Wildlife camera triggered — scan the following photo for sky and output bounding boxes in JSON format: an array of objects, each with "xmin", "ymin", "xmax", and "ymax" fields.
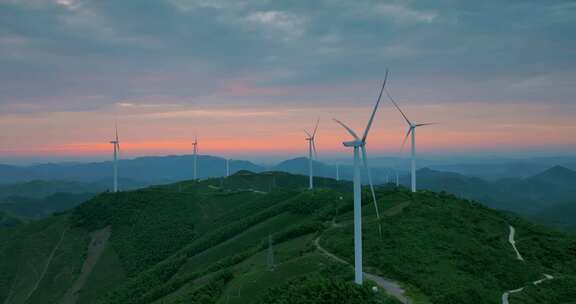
[{"xmin": 0, "ymin": 0, "xmax": 575, "ymax": 164}]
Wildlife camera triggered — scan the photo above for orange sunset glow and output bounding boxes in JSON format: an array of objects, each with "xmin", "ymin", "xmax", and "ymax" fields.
[{"xmin": 1, "ymin": 102, "xmax": 575, "ymax": 161}]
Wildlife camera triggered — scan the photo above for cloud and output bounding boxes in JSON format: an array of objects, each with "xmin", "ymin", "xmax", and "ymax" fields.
[
  {"xmin": 55, "ymin": 0, "xmax": 79, "ymax": 10},
  {"xmin": 507, "ymin": 72, "xmax": 576, "ymax": 97},
  {"xmin": 244, "ymin": 10, "xmax": 307, "ymax": 39},
  {"xmin": 115, "ymin": 101, "xmax": 183, "ymax": 109},
  {"xmin": 373, "ymin": 3, "xmax": 437, "ymax": 24},
  {"xmin": 167, "ymin": 0, "xmax": 249, "ymax": 11},
  {"xmin": 147, "ymin": 108, "xmax": 283, "ymax": 119},
  {"xmin": 55, "ymin": 3, "xmax": 163, "ymax": 47}
]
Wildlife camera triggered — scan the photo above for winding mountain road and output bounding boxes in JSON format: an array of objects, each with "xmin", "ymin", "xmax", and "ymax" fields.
[
  {"xmin": 502, "ymin": 225, "xmax": 554, "ymax": 304},
  {"xmin": 314, "ymin": 237, "xmax": 412, "ymax": 304},
  {"xmin": 508, "ymin": 226, "xmax": 524, "ymax": 261}
]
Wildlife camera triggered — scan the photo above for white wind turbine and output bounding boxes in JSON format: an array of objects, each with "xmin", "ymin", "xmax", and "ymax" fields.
[
  {"xmin": 386, "ymin": 90, "xmax": 434, "ymax": 193},
  {"xmin": 110, "ymin": 124, "xmax": 120, "ymax": 192},
  {"xmin": 334, "ymin": 70, "xmax": 388, "ymax": 285},
  {"xmin": 305, "ymin": 119, "xmax": 319, "ymax": 189},
  {"xmin": 226, "ymin": 158, "xmax": 230, "ymax": 177},
  {"xmin": 192, "ymin": 136, "xmax": 198, "ymax": 180}
]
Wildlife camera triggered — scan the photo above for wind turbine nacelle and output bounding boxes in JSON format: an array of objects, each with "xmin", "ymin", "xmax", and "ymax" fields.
[{"xmin": 343, "ymin": 140, "xmax": 362, "ymax": 147}]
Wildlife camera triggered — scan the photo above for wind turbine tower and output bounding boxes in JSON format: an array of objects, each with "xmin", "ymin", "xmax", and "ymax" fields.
[
  {"xmin": 305, "ymin": 119, "xmax": 319, "ymax": 189},
  {"xmin": 386, "ymin": 91, "xmax": 434, "ymax": 193},
  {"xmin": 226, "ymin": 158, "xmax": 230, "ymax": 177},
  {"xmin": 192, "ymin": 136, "xmax": 198, "ymax": 180},
  {"xmin": 110, "ymin": 124, "xmax": 120, "ymax": 192},
  {"xmin": 334, "ymin": 70, "xmax": 388, "ymax": 284},
  {"xmin": 336, "ymin": 164, "xmax": 340, "ymax": 181}
]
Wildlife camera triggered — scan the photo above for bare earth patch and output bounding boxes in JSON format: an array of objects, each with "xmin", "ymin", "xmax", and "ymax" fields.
[{"xmin": 60, "ymin": 226, "xmax": 111, "ymax": 304}]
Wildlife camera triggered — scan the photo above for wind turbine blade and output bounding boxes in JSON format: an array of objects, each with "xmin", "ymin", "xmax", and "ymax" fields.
[
  {"xmin": 385, "ymin": 89, "xmax": 412, "ymax": 126},
  {"xmin": 304, "ymin": 129, "xmax": 311, "ymax": 137},
  {"xmin": 312, "ymin": 140, "xmax": 318, "ymax": 160},
  {"xmin": 362, "ymin": 69, "xmax": 389, "ymax": 141},
  {"xmin": 361, "ymin": 145, "xmax": 383, "ymax": 238},
  {"xmin": 115, "ymin": 122, "xmax": 119, "ymax": 143},
  {"xmin": 361, "ymin": 145, "xmax": 380, "ymax": 220},
  {"xmin": 415, "ymin": 122, "xmax": 437, "ymax": 127},
  {"xmin": 333, "ymin": 119, "xmax": 359, "ymax": 140},
  {"xmin": 312, "ymin": 118, "xmax": 319, "ymax": 137},
  {"xmin": 399, "ymin": 127, "xmax": 413, "ymax": 153}
]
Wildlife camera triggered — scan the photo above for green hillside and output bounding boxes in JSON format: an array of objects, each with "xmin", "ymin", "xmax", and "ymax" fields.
[
  {"xmin": 0, "ymin": 180, "xmax": 104, "ymax": 200},
  {"xmin": 0, "ymin": 192, "xmax": 96, "ymax": 220},
  {"xmin": 414, "ymin": 166, "xmax": 576, "ymax": 230},
  {"xmin": 0, "ymin": 211, "xmax": 22, "ymax": 228},
  {"xmin": 533, "ymin": 202, "xmax": 576, "ymax": 231},
  {"xmin": 0, "ymin": 171, "xmax": 574, "ymax": 304}
]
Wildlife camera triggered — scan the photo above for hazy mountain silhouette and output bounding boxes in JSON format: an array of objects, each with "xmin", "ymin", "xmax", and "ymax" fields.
[
  {"xmin": 2, "ymin": 156, "xmax": 576, "ymax": 230},
  {"xmin": 412, "ymin": 166, "xmax": 576, "ymax": 230},
  {"xmin": 0, "ymin": 155, "xmax": 265, "ymax": 185}
]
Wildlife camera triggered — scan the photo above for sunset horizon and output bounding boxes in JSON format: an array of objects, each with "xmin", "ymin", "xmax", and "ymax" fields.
[{"xmin": 1, "ymin": 0, "xmax": 574, "ymax": 165}]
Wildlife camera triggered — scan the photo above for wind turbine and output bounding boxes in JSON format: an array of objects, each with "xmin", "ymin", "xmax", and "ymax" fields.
[
  {"xmin": 192, "ymin": 136, "xmax": 198, "ymax": 180},
  {"xmin": 334, "ymin": 70, "xmax": 388, "ymax": 285},
  {"xmin": 336, "ymin": 163, "xmax": 340, "ymax": 181},
  {"xmin": 305, "ymin": 119, "xmax": 319, "ymax": 189},
  {"xmin": 386, "ymin": 90, "xmax": 434, "ymax": 193},
  {"xmin": 110, "ymin": 124, "xmax": 120, "ymax": 192},
  {"xmin": 226, "ymin": 158, "xmax": 230, "ymax": 177}
]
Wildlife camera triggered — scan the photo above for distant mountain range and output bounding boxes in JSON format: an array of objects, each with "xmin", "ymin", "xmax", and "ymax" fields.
[
  {"xmin": 3, "ymin": 154, "xmax": 576, "ymax": 185},
  {"xmin": 411, "ymin": 166, "xmax": 576, "ymax": 231},
  {"xmin": 0, "ymin": 155, "xmax": 391, "ymax": 187},
  {"xmin": 0, "ymin": 155, "xmax": 263, "ymax": 185},
  {"xmin": 1, "ymin": 155, "xmax": 575, "ymax": 230},
  {"xmin": 362, "ymin": 155, "xmax": 576, "ymax": 180}
]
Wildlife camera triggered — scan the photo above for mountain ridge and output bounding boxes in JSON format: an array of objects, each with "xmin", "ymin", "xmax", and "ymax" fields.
[{"xmin": 0, "ymin": 171, "xmax": 574, "ymax": 304}]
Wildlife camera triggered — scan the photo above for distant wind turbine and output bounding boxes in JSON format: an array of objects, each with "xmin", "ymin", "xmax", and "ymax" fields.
[
  {"xmin": 386, "ymin": 90, "xmax": 434, "ymax": 193},
  {"xmin": 334, "ymin": 70, "xmax": 388, "ymax": 285},
  {"xmin": 192, "ymin": 136, "xmax": 198, "ymax": 180},
  {"xmin": 336, "ymin": 163, "xmax": 340, "ymax": 181},
  {"xmin": 110, "ymin": 124, "xmax": 120, "ymax": 192},
  {"xmin": 305, "ymin": 119, "xmax": 319, "ymax": 189},
  {"xmin": 226, "ymin": 158, "xmax": 230, "ymax": 177}
]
